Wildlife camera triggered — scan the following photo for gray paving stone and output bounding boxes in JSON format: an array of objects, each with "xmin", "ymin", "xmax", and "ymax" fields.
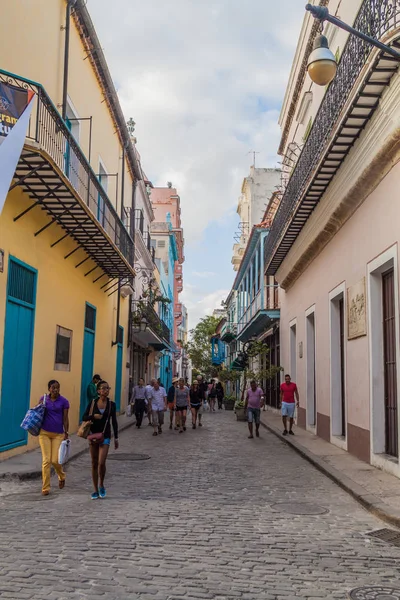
[{"xmin": 1, "ymin": 411, "xmax": 400, "ymax": 599}]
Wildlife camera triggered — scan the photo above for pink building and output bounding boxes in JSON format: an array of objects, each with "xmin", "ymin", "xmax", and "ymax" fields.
[
  {"xmin": 151, "ymin": 187, "xmax": 185, "ymax": 375},
  {"xmin": 267, "ymin": 0, "xmax": 400, "ymax": 478}
]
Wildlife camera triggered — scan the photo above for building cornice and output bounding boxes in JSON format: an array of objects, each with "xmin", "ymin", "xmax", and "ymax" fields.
[
  {"xmin": 278, "ymin": 0, "xmax": 329, "ymax": 156},
  {"xmin": 73, "ymin": 0, "xmax": 142, "ymax": 181}
]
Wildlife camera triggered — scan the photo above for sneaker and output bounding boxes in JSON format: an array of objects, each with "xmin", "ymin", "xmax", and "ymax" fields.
[
  {"xmin": 91, "ymin": 492, "xmax": 99, "ymax": 500},
  {"xmin": 158, "ymin": 427, "xmax": 162, "ymax": 434},
  {"xmin": 283, "ymin": 430, "xmax": 288, "ymax": 436},
  {"xmin": 99, "ymin": 487, "xmax": 106, "ymax": 498},
  {"xmin": 289, "ymin": 430, "xmax": 294, "ymax": 435},
  {"xmin": 169, "ymin": 424, "xmax": 173, "ymax": 430}
]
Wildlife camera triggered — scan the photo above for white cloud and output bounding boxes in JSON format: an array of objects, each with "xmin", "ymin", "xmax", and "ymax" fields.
[
  {"xmin": 87, "ymin": 0, "xmax": 305, "ymax": 243},
  {"xmin": 180, "ymin": 286, "xmax": 229, "ymax": 331}
]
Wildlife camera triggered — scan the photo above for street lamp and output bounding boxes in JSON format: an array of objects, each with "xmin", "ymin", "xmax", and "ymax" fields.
[
  {"xmin": 305, "ymin": 3, "xmax": 400, "ymax": 86},
  {"xmin": 307, "ymin": 34, "xmax": 337, "ymax": 86},
  {"xmin": 139, "ymin": 317, "xmax": 148, "ymax": 332}
]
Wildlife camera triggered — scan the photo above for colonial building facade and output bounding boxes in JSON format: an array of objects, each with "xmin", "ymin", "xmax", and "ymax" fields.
[{"xmin": 269, "ymin": 0, "xmax": 400, "ymax": 476}]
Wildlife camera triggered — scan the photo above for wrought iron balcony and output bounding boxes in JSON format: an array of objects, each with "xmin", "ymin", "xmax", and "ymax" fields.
[
  {"xmin": 237, "ymin": 284, "xmax": 279, "ymax": 342},
  {"xmin": 220, "ymin": 322, "xmax": 237, "ymax": 343},
  {"xmin": 264, "ymin": 0, "xmax": 400, "ymax": 275},
  {"xmin": 2, "ymin": 69, "xmax": 134, "ymax": 278},
  {"xmin": 142, "ymin": 302, "xmax": 171, "ymax": 343}
]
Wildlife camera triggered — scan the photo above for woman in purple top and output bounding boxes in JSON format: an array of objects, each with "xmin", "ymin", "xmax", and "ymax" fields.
[{"xmin": 38, "ymin": 380, "xmax": 69, "ymax": 496}]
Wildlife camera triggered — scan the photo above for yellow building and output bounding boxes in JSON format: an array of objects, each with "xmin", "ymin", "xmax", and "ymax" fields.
[{"xmin": 0, "ymin": 0, "xmax": 141, "ymax": 459}]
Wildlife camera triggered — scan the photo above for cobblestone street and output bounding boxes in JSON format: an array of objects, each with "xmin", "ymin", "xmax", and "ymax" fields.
[{"xmin": 1, "ymin": 411, "xmax": 400, "ymax": 600}]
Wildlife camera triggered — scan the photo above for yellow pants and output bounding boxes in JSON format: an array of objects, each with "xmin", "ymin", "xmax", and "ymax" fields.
[{"xmin": 38, "ymin": 430, "xmax": 65, "ymax": 493}]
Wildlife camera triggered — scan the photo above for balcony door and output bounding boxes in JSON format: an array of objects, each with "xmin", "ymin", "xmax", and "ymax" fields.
[
  {"xmin": 64, "ymin": 101, "xmax": 80, "ymax": 191},
  {"xmin": 97, "ymin": 160, "xmax": 108, "ymax": 227}
]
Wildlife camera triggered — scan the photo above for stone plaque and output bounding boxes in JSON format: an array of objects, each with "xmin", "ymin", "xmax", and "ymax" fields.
[{"xmin": 347, "ymin": 278, "xmax": 366, "ymax": 340}]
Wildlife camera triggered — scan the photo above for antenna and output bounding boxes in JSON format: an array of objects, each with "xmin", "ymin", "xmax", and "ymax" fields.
[{"xmin": 247, "ymin": 150, "xmax": 260, "ymax": 167}]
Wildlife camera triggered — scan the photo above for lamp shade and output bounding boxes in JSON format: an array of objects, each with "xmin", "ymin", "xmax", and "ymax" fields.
[{"xmin": 307, "ymin": 35, "xmax": 337, "ymax": 86}]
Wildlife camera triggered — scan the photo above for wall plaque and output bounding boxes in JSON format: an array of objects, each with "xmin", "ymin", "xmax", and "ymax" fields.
[{"xmin": 347, "ymin": 278, "xmax": 367, "ymax": 340}]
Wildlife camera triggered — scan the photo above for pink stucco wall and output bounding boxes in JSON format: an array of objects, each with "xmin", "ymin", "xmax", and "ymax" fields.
[{"xmin": 279, "ymin": 161, "xmax": 400, "ymax": 432}]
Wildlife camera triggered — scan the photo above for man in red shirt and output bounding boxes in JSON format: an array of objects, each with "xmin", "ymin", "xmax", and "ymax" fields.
[{"xmin": 279, "ymin": 374, "xmax": 299, "ymax": 436}]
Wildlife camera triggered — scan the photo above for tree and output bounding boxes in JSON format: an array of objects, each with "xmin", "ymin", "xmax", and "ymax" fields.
[
  {"xmin": 219, "ymin": 340, "xmax": 282, "ymax": 401},
  {"xmin": 186, "ymin": 315, "xmax": 221, "ymax": 379}
]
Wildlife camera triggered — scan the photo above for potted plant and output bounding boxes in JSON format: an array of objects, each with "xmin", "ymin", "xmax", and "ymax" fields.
[
  {"xmin": 223, "ymin": 395, "xmax": 236, "ymax": 411},
  {"xmin": 234, "ymin": 398, "xmax": 247, "ymax": 421}
]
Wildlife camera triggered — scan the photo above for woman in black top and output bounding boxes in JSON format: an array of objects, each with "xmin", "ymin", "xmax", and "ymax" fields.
[
  {"xmin": 190, "ymin": 381, "xmax": 203, "ymax": 429},
  {"xmin": 82, "ymin": 380, "xmax": 119, "ymax": 500},
  {"xmin": 216, "ymin": 382, "xmax": 224, "ymax": 410}
]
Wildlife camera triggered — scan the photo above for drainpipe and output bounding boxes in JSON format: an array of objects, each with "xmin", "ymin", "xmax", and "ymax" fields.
[
  {"xmin": 121, "ymin": 144, "xmax": 126, "ymax": 221},
  {"xmin": 112, "ymin": 281, "xmax": 121, "ymax": 347},
  {"xmin": 62, "ymin": 0, "xmax": 76, "ymax": 121}
]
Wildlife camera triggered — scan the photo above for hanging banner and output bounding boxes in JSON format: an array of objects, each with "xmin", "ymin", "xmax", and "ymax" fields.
[
  {"xmin": 0, "ymin": 82, "xmax": 34, "ymax": 141},
  {"xmin": 0, "ymin": 82, "xmax": 35, "ymax": 215}
]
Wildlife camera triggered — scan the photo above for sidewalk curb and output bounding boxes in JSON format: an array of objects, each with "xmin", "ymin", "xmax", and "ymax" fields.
[
  {"xmin": 0, "ymin": 416, "xmax": 136, "ymax": 482},
  {"xmin": 260, "ymin": 417, "xmax": 400, "ymax": 529}
]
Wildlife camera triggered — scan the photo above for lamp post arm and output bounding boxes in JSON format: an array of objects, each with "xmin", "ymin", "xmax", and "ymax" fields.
[{"xmin": 305, "ymin": 3, "xmax": 400, "ymax": 60}]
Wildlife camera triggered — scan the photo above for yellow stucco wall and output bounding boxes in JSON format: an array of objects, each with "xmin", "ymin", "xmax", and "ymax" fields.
[
  {"xmin": 0, "ymin": 0, "xmax": 134, "ymax": 212},
  {"xmin": 0, "ymin": 1, "xmax": 137, "ymax": 460},
  {"xmin": 0, "ymin": 187, "xmax": 130, "ymax": 461}
]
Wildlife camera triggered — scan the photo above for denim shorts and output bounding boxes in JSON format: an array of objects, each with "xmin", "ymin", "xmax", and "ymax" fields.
[
  {"xmin": 281, "ymin": 402, "xmax": 295, "ymax": 418},
  {"xmin": 102, "ymin": 438, "xmax": 111, "ymax": 446},
  {"xmin": 247, "ymin": 408, "xmax": 260, "ymax": 424}
]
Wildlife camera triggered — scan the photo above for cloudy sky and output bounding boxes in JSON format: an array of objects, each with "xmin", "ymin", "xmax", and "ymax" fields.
[{"xmin": 88, "ymin": 0, "xmax": 305, "ymax": 329}]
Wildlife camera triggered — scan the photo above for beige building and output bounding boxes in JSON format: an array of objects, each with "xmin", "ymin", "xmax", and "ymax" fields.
[
  {"xmin": 232, "ymin": 167, "xmax": 281, "ymax": 270},
  {"xmin": 268, "ymin": 0, "xmax": 400, "ymax": 476}
]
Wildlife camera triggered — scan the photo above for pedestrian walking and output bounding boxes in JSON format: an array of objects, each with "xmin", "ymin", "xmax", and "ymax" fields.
[
  {"xmin": 145, "ymin": 378, "xmax": 156, "ymax": 426},
  {"xmin": 175, "ymin": 377, "xmax": 190, "ymax": 433},
  {"xmin": 148, "ymin": 381, "xmax": 167, "ymax": 436},
  {"xmin": 38, "ymin": 380, "xmax": 69, "ymax": 496},
  {"xmin": 131, "ymin": 377, "xmax": 147, "ymax": 428},
  {"xmin": 87, "ymin": 374, "xmax": 101, "ymax": 403},
  {"xmin": 208, "ymin": 380, "xmax": 217, "ymax": 412},
  {"xmin": 190, "ymin": 380, "xmax": 203, "ymax": 428},
  {"xmin": 216, "ymin": 381, "xmax": 224, "ymax": 410},
  {"xmin": 244, "ymin": 380, "xmax": 264, "ymax": 439},
  {"xmin": 82, "ymin": 380, "xmax": 119, "ymax": 500},
  {"xmin": 280, "ymin": 374, "xmax": 299, "ymax": 436},
  {"xmin": 167, "ymin": 377, "xmax": 179, "ymax": 430}
]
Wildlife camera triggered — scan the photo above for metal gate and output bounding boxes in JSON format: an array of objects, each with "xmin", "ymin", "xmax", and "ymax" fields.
[{"xmin": 382, "ymin": 268, "xmax": 398, "ymax": 457}]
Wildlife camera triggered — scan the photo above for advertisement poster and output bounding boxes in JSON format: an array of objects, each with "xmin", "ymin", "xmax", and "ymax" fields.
[{"xmin": 0, "ymin": 81, "xmax": 35, "ymax": 214}]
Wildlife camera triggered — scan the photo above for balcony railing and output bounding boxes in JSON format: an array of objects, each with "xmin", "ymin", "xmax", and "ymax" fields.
[
  {"xmin": 264, "ymin": 0, "xmax": 400, "ymax": 274},
  {"xmin": 142, "ymin": 303, "xmax": 170, "ymax": 343},
  {"xmin": 1, "ymin": 69, "xmax": 134, "ymax": 275},
  {"xmin": 238, "ymin": 285, "xmax": 279, "ymax": 335}
]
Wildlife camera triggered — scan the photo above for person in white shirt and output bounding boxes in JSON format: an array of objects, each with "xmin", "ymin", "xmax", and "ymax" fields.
[
  {"xmin": 148, "ymin": 381, "xmax": 167, "ymax": 436},
  {"xmin": 145, "ymin": 379, "xmax": 156, "ymax": 426}
]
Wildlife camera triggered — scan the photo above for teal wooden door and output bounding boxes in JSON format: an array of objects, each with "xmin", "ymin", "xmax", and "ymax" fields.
[
  {"xmin": 80, "ymin": 303, "xmax": 96, "ymax": 419},
  {"xmin": 0, "ymin": 257, "xmax": 37, "ymax": 452},
  {"xmin": 114, "ymin": 326, "xmax": 123, "ymax": 412}
]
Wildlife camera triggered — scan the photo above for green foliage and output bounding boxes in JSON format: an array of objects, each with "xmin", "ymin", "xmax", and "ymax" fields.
[
  {"xmin": 219, "ymin": 340, "xmax": 282, "ymax": 401},
  {"xmin": 186, "ymin": 315, "xmax": 221, "ymax": 378}
]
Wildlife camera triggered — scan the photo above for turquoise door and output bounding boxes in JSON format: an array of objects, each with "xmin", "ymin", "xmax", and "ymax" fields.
[
  {"xmin": 80, "ymin": 303, "xmax": 96, "ymax": 419},
  {"xmin": 0, "ymin": 257, "xmax": 37, "ymax": 452},
  {"xmin": 114, "ymin": 326, "xmax": 123, "ymax": 412}
]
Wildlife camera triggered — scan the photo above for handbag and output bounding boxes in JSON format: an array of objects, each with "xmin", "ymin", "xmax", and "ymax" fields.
[
  {"xmin": 77, "ymin": 400, "xmax": 94, "ymax": 439},
  {"xmin": 58, "ymin": 439, "xmax": 71, "ymax": 465},
  {"xmin": 20, "ymin": 395, "xmax": 47, "ymax": 437},
  {"xmin": 87, "ymin": 401, "xmax": 111, "ymax": 444}
]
